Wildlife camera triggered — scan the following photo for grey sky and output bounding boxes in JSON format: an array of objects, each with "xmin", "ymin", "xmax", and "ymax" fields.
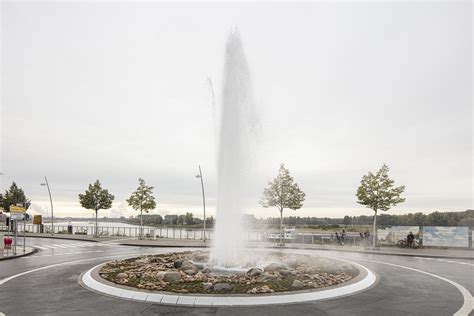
[{"xmin": 1, "ymin": 1, "xmax": 472, "ymax": 219}]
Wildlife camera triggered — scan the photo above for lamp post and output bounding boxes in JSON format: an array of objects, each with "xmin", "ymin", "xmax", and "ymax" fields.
[
  {"xmin": 195, "ymin": 165, "xmax": 206, "ymax": 242},
  {"xmin": 40, "ymin": 177, "xmax": 54, "ymax": 235}
]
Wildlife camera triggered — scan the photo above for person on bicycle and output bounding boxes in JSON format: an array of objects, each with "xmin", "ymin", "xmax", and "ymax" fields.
[
  {"xmin": 407, "ymin": 231, "xmax": 415, "ymax": 248},
  {"xmin": 335, "ymin": 232, "xmax": 342, "ymax": 245}
]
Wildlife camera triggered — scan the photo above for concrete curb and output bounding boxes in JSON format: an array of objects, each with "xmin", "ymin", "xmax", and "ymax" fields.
[
  {"xmin": 118, "ymin": 243, "xmax": 210, "ymax": 248},
  {"xmin": 0, "ymin": 247, "xmax": 38, "ymax": 261},
  {"xmin": 80, "ymin": 258, "xmax": 376, "ymax": 306},
  {"xmin": 265, "ymin": 246, "xmax": 474, "ymax": 260},
  {"xmin": 22, "ymin": 234, "xmax": 99, "ymax": 243}
]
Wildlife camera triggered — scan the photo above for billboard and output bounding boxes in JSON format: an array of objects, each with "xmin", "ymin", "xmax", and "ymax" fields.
[
  {"xmin": 377, "ymin": 226, "xmax": 420, "ymax": 243},
  {"xmin": 422, "ymin": 226, "xmax": 469, "ymax": 247}
]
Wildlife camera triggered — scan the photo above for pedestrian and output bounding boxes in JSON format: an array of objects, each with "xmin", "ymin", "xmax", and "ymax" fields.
[
  {"xmin": 407, "ymin": 231, "xmax": 415, "ymax": 248},
  {"xmin": 364, "ymin": 230, "xmax": 370, "ymax": 248}
]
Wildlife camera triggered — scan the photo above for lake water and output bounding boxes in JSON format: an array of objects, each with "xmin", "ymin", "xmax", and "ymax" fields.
[{"xmin": 19, "ymin": 220, "xmax": 215, "ymax": 240}]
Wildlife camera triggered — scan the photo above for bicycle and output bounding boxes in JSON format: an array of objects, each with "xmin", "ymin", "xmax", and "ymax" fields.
[{"xmin": 397, "ymin": 238, "xmax": 420, "ymax": 249}]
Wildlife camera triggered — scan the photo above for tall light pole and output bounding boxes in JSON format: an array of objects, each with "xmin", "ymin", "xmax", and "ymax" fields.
[
  {"xmin": 195, "ymin": 165, "xmax": 206, "ymax": 242},
  {"xmin": 40, "ymin": 177, "xmax": 54, "ymax": 235}
]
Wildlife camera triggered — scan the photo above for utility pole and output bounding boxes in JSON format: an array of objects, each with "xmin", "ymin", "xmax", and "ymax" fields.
[{"xmin": 41, "ymin": 177, "xmax": 54, "ymax": 235}]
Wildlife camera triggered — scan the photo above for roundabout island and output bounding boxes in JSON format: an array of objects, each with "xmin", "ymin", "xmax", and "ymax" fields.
[{"xmin": 81, "ymin": 250, "xmax": 376, "ymax": 306}]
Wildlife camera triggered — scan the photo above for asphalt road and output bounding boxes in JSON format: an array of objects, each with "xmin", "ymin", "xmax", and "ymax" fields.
[{"xmin": 0, "ymin": 237, "xmax": 472, "ymax": 316}]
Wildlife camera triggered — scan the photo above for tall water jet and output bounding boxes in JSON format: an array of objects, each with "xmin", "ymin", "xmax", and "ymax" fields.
[{"xmin": 211, "ymin": 29, "xmax": 256, "ymax": 267}]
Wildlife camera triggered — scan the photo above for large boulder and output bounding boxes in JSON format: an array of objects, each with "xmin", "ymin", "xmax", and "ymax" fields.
[
  {"xmin": 184, "ymin": 269, "xmax": 197, "ymax": 276},
  {"xmin": 291, "ymin": 280, "xmax": 304, "ymax": 288},
  {"xmin": 179, "ymin": 260, "xmax": 197, "ymax": 271},
  {"xmin": 173, "ymin": 260, "xmax": 184, "ymax": 269},
  {"xmin": 264, "ymin": 263, "xmax": 288, "ymax": 272},
  {"xmin": 156, "ymin": 271, "xmax": 166, "ymax": 280},
  {"xmin": 116, "ymin": 273, "xmax": 128, "ymax": 280},
  {"xmin": 246, "ymin": 268, "xmax": 263, "ymax": 277},
  {"xmin": 213, "ymin": 283, "xmax": 232, "ymax": 292},
  {"xmin": 193, "ymin": 254, "xmax": 208, "ymax": 262},
  {"xmin": 157, "ymin": 271, "xmax": 182, "ymax": 283},
  {"xmin": 194, "ymin": 264, "xmax": 205, "ymax": 270},
  {"xmin": 202, "ymin": 282, "xmax": 213, "ymax": 290},
  {"xmin": 257, "ymin": 273, "xmax": 277, "ymax": 282}
]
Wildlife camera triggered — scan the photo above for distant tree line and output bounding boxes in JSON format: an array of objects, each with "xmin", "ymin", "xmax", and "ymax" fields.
[
  {"xmin": 125, "ymin": 213, "xmax": 214, "ymax": 228},
  {"xmin": 251, "ymin": 210, "xmax": 474, "ymax": 228}
]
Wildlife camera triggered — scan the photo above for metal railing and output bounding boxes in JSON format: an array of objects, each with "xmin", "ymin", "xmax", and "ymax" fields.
[{"xmin": 4, "ymin": 224, "xmax": 472, "ymax": 248}]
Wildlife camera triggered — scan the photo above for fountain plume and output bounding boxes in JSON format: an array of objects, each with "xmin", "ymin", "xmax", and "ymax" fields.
[{"xmin": 211, "ymin": 29, "xmax": 257, "ymax": 266}]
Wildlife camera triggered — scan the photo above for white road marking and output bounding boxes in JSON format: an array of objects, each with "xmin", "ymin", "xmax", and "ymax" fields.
[
  {"xmin": 68, "ymin": 243, "xmax": 89, "ymax": 247},
  {"xmin": 39, "ymin": 245, "xmax": 56, "ymax": 249},
  {"xmin": 32, "ymin": 245, "xmax": 48, "ymax": 250},
  {"xmin": 412, "ymin": 256, "xmax": 474, "ymax": 267},
  {"xmin": 23, "ymin": 250, "xmax": 106, "ymax": 258},
  {"xmin": 353, "ymin": 257, "xmax": 473, "ymax": 316},
  {"xmin": 0, "ymin": 253, "xmax": 140, "ymax": 285},
  {"xmin": 57, "ymin": 244, "xmax": 78, "ymax": 248},
  {"xmin": 50, "ymin": 244, "xmax": 69, "ymax": 249},
  {"xmin": 30, "ymin": 243, "xmax": 105, "ymax": 250}
]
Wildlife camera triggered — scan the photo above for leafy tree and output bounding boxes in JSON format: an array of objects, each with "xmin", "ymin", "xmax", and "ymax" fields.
[
  {"xmin": 260, "ymin": 163, "xmax": 306, "ymax": 244},
  {"xmin": 177, "ymin": 214, "xmax": 185, "ymax": 225},
  {"xmin": 0, "ymin": 182, "xmax": 31, "ymax": 211},
  {"xmin": 356, "ymin": 164, "xmax": 405, "ymax": 247},
  {"xmin": 412, "ymin": 212, "xmax": 425, "ymax": 226},
  {"xmin": 343, "ymin": 216, "xmax": 351, "ymax": 225},
  {"xmin": 458, "ymin": 217, "xmax": 474, "ymax": 228},
  {"xmin": 78, "ymin": 180, "xmax": 114, "ymax": 237},
  {"xmin": 127, "ymin": 178, "xmax": 156, "ymax": 239},
  {"xmin": 164, "ymin": 215, "xmax": 178, "ymax": 225},
  {"xmin": 184, "ymin": 212, "xmax": 194, "ymax": 225}
]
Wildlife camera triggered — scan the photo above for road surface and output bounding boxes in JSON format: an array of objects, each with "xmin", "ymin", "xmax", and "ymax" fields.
[{"xmin": 0, "ymin": 237, "xmax": 472, "ymax": 315}]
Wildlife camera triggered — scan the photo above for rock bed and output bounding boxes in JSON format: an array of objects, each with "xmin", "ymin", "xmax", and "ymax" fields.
[{"xmin": 99, "ymin": 251, "xmax": 358, "ymax": 294}]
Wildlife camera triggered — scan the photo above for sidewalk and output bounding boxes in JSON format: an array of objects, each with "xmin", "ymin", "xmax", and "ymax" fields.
[
  {"xmin": 16, "ymin": 233, "xmax": 474, "ymax": 260},
  {"xmin": 119, "ymin": 239, "xmax": 474, "ymax": 260},
  {"xmin": 0, "ymin": 246, "xmax": 37, "ymax": 261},
  {"xmin": 262, "ymin": 242, "xmax": 474, "ymax": 260}
]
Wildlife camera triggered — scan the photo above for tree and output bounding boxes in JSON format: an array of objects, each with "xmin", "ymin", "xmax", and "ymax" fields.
[
  {"xmin": 177, "ymin": 214, "xmax": 185, "ymax": 225},
  {"xmin": 343, "ymin": 216, "xmax": 351, "ymax": 226},
  {"xmin": 184, "ymin": 212, "xmax": 194, "ymax": 225},
  {"xmin": 260, "ymin": 163, "xmax": 306, "ymax": 245},
  {"xmin": 78, "ymin": 180, "xmax": 114, "ymax": 237},
  {"xmin": 356, "ymin": 164, "xmax": 405, "ymax": 247},
  {"xmin": 127, "ymin": 178, "xmax": 156, "ymax": 239},
  {"xmin": 0, "ymin": 182, "xmax": 31, "ymax": 211}
]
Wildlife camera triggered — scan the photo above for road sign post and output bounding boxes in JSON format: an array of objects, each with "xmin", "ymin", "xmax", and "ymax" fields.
[
  {"xmin": 10, "ymin": 206, "xmax": 26, "ymax": 255},
  {"xmin": 0, "ymin": 233, "xmax": 4, "ymax": 257}
]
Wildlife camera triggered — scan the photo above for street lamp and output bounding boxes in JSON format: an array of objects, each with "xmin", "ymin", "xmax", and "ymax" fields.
[
  {"xmin": 195, "ymin": 165, "xmax": 206, "ymax": 242},
  {"xmin": 40, "ymin": 176, "xmax": 54, "ymax": 235}
]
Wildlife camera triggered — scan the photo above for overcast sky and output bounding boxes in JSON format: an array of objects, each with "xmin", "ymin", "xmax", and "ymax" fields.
[{"xmin": 1, "ymin": 1, "xmax": 472, "ymax": 219}]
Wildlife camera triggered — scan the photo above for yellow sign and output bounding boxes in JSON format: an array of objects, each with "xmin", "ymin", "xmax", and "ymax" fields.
[
  {"xmin": 9, "ymin": 206, "xmax": 26, "ymax": 213},
  {"xmin": 33, "ymin": 215, "xmax": 42, "ymax": 225}
]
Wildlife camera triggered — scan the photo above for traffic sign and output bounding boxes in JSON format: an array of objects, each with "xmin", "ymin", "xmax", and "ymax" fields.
[
  {"xmin": 11, "ymin": 213, "xmax": 23, "ymax": 220},
  {"xmin": 9, "ymin": 206, "xmax": 26, "ymax": 213}
]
